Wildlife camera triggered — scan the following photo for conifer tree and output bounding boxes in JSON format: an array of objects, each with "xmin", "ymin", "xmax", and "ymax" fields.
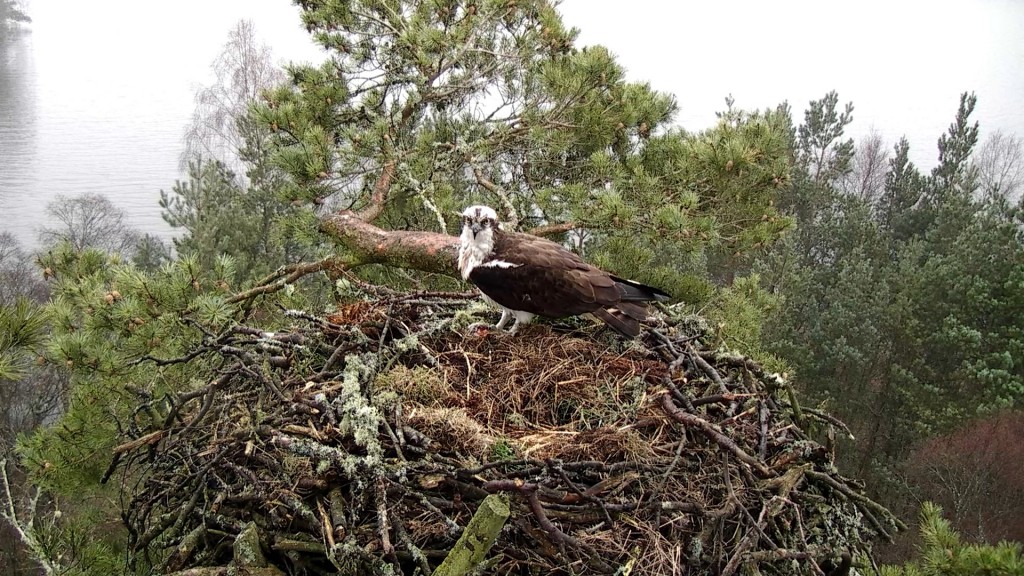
[
  {"xmin": 882, "ymin": 503, "xmax": 1023, "ymax": 576},
  {"xmin": 759, "ymin": 91, "xmax": 1024, "ymax": 514},
  {"xmin": 877, "ymin": 138, "xmax": 926, "ymax": 241},
  {"xmin": 161, "ymin": 159, "xmax": 300, "ymax": 286},
  {"xmin": 12, "ymin": 2, "xmax": 803, "ymax": 571},
  {"xmin": 254, "ymin": 0, "xmax": 793, "ymax": 302}
]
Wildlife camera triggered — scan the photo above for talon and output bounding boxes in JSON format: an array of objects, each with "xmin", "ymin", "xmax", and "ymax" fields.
[{"xmin": 466, "ymin": 322, "xmax": 495, "ymax": 337}]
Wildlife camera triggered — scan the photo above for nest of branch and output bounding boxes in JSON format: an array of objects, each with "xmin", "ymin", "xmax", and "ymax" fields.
[{"xmin": 112, "ymin": 292, "xmax": 902, "ymax": 576}]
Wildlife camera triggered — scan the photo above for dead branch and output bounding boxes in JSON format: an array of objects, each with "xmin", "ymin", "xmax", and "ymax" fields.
[
  {"xmin": 525, "ymin": 221, "xmax": 579, "ymax": 238},
  {"xmin": 660, "ymin": 393, "xmax": 772, "ymax": 477}
]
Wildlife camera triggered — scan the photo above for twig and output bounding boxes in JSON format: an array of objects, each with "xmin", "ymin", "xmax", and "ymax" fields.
[
  {"xmin": 471, "ymin": 164, "xmax": 519, "ymax": 229},
  {"xmin": 375, "ymin": 476, "xmax": 396, "ymax": 563},
  {"xmin": 227, "ymin": 259, "xmax": 339, "ymax": 305},
  {"xmin": 804, "ymin": 470, "xmax": 907, "ymax": 536},
  {"xmin": 660, "ymin": 394, "xmax": 771, "ymax": 477},
  {"xmin": 688, "ymin": 344, "xmax": 730, "ymax": 396}
]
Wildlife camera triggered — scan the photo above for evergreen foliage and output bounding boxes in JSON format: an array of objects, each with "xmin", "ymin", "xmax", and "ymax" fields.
[
  {"xmin": 757, "ymin": 92, "xmax": 1024, "ymax": 507},
  {"xmin": 0, "ymin": 233, "xmax": 56, "ymax": 455},
  {"xmin": 8, "ymin": 1, "xmax": 1021, "ymax": 572},
  {"xmin": 6, "ymin": 4, "xmax": 802, "ymax": 570},
  {"xmin": 255, "ymin": 0, "xmax": 793, "ymax": 302},
  {"xmin": 10, "ymin": 242, "xmax": 312, "ymax": 572},
  {"xmin": 882, "ymin": 503, "xmax": 1023, "ymax": 576},
  {"xmin": 160, "ymin": 159, "xmax": 302, "ymax": 287}
]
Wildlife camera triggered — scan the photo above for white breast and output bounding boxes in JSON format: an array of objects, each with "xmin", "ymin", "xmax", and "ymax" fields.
[{"xmin": 458, "ymin": 227, "xmax": 495, "ymax": 279}]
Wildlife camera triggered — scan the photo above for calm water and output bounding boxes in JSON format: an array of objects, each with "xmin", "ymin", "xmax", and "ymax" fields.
[{"xmin": 0, "ymin": 0, "xmax": 322, "ymax": 249}]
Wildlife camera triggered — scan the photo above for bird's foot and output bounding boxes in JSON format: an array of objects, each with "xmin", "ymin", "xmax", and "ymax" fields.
[{"xmin": 466, "ymin": 321, "xmax": 499, "ymax": 338}]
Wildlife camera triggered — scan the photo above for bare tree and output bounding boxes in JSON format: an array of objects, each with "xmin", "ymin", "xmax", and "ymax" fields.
[
  {"xmin": 973, "ymin": 130, "xmax": 1024, "ymax": 201},
  {"xmin": 0, "ymin": 364, "xmax": 66, "ymax": 458},
  {"xmin": 841, "ymin": 129, "xmax": 889, "ymax": 203},
  {"xmin": 903, "ymin": 411, "xmax": 1024, "ymax": 544},
  {"xmin": 37, "ymin": 193, "xmax": 142, "ymax": 255},
  {"xmin": 0, "ymin": 233, "xmax": 46, "ymax": 305},
  {"xmin": 0, "ymin": 0, "xmax": 31, "ymax": 27},
  {"xmin": 0, "ymin": 232, "xmax": 57, "ymax": 576},
  {"xmin": 180, "ymin": 20, "xmax": 286, "ymax": 175}
]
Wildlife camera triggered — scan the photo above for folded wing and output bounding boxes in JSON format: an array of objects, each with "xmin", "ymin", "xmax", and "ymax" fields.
[{"xmin": 468, "ymin": 232, "xmax": 667, "ymax": 337}]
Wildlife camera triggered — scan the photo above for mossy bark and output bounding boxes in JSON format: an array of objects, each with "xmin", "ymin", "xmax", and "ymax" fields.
[{"xmin": 433, "ymin": 494, "xmax": 511, "ymax": 576}]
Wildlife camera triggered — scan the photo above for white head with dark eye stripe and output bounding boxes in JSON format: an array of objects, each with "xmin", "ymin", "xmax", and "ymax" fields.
[
  {"xmin": 457, "ymin": 205, "xmax": 500, "ymax": 279},
  {"xmin": 460, "ymin": 205, "xmax": 499, "ymax": 241}
]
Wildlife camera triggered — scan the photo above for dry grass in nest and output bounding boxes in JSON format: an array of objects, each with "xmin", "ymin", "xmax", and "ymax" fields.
[
  {"xmin": 516, "ymin": 426, "xmax": 657, "ymax": 462},
  {"xmin": 421, "ymin": 327, "xmax": 665, "ymax": 431},
  {"xmin": 373, "ymin": 326, "xmax": 675, "ymax": 462},
  {"xmin": 405, "ymin": 406, "xmax": 496, "ymax": 457}
]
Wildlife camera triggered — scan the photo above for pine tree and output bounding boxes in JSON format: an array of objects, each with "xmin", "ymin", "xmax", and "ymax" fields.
[
  {"xmin": 11, "ymin": 3, "xmax": 803, "ymax": 571},
  {"xmin": 253, "ymin": 0, "xmax": 793, "ymax": 302},
  {"xmin": 882, "ymin": 502, "xmax": 1023, "ymax": 576},
  {"xmin": 759, "ymin": 91, "xmax": 1024, "ymax": 511},
  {"xmin": 930, "ymin": 93, "xmax": 980, "ymax": 203},
  {"xmin": 160, "ymin": 159, "xmax": 301, "ymax": 287}
]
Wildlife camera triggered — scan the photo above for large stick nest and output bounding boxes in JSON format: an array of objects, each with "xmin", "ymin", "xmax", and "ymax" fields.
[{"xmin": 111, "ymin": 290, "xmax": 902, "ymax": 575}]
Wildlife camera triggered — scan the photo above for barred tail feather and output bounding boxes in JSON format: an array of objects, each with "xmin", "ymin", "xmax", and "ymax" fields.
[
  {"xmin": 592, "ymin": 307, "xmax": 641, "ymax": 337},
  {"xmin": 615, "ymin": 301, "xmax": 649, "ymax": 321}
]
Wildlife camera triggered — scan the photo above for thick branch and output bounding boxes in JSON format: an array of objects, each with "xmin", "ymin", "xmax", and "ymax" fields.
[
  {"xmin": 320, "ymin": 210, "xmax": 460, "ymax": 276},
  {"xmin": 356, "ymin": 159, "xmax": 397, "ymax": 223},
  {"xmin": 659, "ymin": 394, "xmax": 772, "ymax": 477},
  {"xmin": 433, "ymin": 494, "xmax": 509, "ymax": 576},
  {"xmin": 317, "ymin": 209, "xmax": 582, "ymax": 279}
]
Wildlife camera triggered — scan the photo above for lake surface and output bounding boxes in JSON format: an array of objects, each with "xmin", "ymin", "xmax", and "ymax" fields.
[{"xmin": 0, "ymin": 0, "xmax": 323, "ymax": 249}]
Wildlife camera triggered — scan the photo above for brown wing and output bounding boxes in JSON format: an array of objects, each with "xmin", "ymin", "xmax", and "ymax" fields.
[{"xmin": 468, "ymin": 231, "xmax": 624, "ymax": 318}]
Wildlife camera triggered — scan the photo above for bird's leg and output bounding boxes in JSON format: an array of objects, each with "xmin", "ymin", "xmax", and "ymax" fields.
[
  {"xmin": 506, "ymin": 312, "xmax": 534, "ymax": 335},
  {"xmin": 495, "ymin": 309, "xmax": 511, "ymax": 331}
]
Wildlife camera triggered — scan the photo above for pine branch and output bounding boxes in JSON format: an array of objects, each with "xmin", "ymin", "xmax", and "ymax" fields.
[
  {"xmin": 318, "ymin": 210, "xmax": 461, "ymax": 277},
  {"xmin": 527, "ymin": 221, "xmax": 578, "ymax": 238},
  {"xmin": 355, "ymin": 159, "xmax": 396, "ymax": 223},
  {"xmin": 471, "ymin": 164, "xmax": 519, "ymax": 229}
]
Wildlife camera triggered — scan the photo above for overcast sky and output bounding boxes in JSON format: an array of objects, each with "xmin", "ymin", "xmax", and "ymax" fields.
[
  {"xmin": 20, "ymin": 0, "xmax": 1024, "ymax": 173},
  {"xmin": 558, "ymin": 0, "xmax": 1024, "ymax": 169}
]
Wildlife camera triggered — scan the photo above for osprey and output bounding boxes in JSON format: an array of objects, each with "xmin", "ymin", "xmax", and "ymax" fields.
[{"xmin": 457, "ymin": 205, "xmax": 670, "ymax": 337}]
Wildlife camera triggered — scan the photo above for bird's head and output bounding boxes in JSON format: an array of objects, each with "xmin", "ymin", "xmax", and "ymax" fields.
[{"xmin": 459, "ymin": 205, "xmax": 500, "ymax": 243}]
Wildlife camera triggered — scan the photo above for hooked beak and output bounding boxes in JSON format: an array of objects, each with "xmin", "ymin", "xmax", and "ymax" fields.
[{"xmin": 469, "ymin": 223, "xmax": 482, "ymax": 237}]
